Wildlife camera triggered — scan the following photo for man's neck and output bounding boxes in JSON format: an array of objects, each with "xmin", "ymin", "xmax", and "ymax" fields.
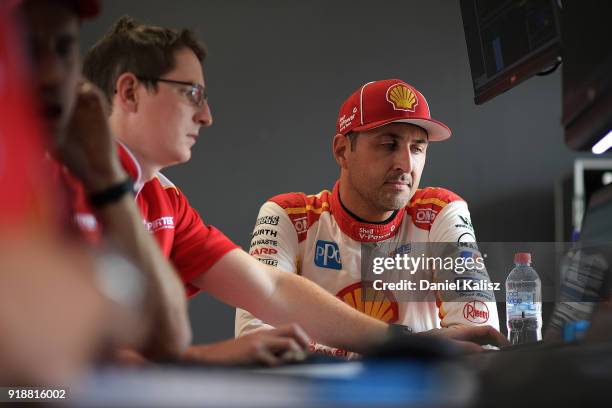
[
  {"xmin": 110, "ymin": 117, "xmax": 160, "ymax": 182},
  {"xmin": 338, "ymin": 177, "xmax": 395, "ymax": 223},
  {"xmin": 120, "ymin": 143, "xmax": 159, "ymax": 182}
]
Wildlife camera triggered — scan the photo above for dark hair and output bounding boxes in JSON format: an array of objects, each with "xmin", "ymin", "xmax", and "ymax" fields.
[
  {"xmin": 346, "ymin": 131, "xmax": 359, "ymax": 151},
  {"xmin": 83, "ymin": 16, "xmax": 207, "ymax": 104}
]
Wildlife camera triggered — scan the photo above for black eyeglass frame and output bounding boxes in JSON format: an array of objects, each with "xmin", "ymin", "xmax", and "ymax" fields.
[{"xmin": 136, "ymin": 76, "xmax": 208, "ymax": 107}]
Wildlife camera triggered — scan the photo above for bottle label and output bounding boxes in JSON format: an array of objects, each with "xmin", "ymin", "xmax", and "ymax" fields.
[
  {"xmin": 507, "ymin": 291, "xmax": 534, "ymax": 305},
  {"xmin": 507, "ymin": 291, "xmax": 541, "ymax": 318}
]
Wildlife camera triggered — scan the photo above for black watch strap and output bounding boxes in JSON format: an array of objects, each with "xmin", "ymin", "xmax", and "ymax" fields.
[{"xmin": 88, "ymin": 177, "xmax": 134, "ymax": 208}]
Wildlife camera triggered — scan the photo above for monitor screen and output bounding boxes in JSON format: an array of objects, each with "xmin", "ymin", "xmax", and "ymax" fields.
[
  {"xmin": 561, "ymin": 1, "xmax": 612, "ymax": 151},
  {"xmin": 460, "ymin": 0, "xmax": 561, "ymax": 104}
]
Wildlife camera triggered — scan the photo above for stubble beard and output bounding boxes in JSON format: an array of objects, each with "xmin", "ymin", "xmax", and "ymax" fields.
[
  {"xmin": 349, "ymin": 174, "xmax": 412, "ymax": 214},
  {"xmin": 377, "ymin": 188, "xmax": 412, "ymax": 211}
]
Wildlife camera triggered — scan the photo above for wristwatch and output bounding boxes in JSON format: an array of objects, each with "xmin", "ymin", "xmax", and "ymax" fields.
[{"xmin": 88, "ymin": 177, "xmax": 134, "ymax": 208}]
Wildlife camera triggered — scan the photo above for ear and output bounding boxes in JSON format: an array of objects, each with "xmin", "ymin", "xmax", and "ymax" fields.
[
  {"xmin": 332, "ymin": 133, "xmax": 350, "ymax": 169},
  {"xmin": 114, "ymin": 72, "xmax": 141, "ymax": 113}
]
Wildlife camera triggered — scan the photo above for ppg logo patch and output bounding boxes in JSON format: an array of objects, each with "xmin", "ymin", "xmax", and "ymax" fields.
[{"xmin": 314, "ymin": 240, "xmax": 342, "ymax": 270}]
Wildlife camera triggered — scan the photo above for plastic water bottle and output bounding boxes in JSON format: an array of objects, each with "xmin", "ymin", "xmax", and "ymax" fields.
[{"xmin": 505, "ymin": 252, "xmax": 542, "ymax": 344}]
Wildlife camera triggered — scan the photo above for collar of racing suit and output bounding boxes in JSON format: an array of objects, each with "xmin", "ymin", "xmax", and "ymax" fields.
[
  {"xmin": 115, "ymin": 142, "xmax": 144, "ymax": 194},
  {"xmin": 329, "ymin": 181, "xmax": 406, "ymax": 243}
]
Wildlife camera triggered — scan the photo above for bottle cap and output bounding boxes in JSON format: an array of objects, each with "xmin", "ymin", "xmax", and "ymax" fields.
[{"xmin": 514, "ymin": 252, "xmax": 532, "ymax": 264}]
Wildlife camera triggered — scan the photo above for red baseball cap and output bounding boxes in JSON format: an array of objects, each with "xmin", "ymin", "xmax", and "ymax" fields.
[
  {"xmin": 64, "ymin": 0, "xmax": 101, "ymax": 19},
  {"xmin": 12, "ymin": 0, "xmax": 100, "ymax": 19},
  {"xmin": 336, "ymin": 79, "xmax": 451, "ymax": 141}
]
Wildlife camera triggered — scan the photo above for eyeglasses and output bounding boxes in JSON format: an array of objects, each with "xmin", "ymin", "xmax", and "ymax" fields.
[{"xmin": 136, "ymin": 76, "xmax": 208, "ymax": 108}]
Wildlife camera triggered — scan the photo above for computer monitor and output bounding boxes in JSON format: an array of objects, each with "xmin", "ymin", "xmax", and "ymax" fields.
[
  {"xmin": 546, "ymin": 183, "xmax": 612, "ymax": 340},
  {"xmin": 562, "ymin": 1, "xmax": 612, "ymax": 151},
  {"xmin": 460, "ymin": 0, "xmax": 561, "ymax": 104}
]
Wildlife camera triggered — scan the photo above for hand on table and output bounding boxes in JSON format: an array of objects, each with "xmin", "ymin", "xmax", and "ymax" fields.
[
  {"xmin": 422, "ymin": 325, "xmax": 510, "ymax": 353},
  {"xmin": 183, "ymin": 324, "xmax": 311, "ymax": 366}
]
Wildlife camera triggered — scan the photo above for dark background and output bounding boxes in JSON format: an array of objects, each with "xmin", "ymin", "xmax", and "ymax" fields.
[{"xmin": 80, "ymin": 0, "xmax": 588, "ymax": 343}]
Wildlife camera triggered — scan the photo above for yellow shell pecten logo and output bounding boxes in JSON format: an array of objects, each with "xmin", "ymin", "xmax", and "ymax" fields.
[
  {"xmin": 386, "ymin": 84, "xmax": 418, "ymax": 112},
  {"xmin": 336, "ymin": 282, "xmax": 399, "ymax": 323}
]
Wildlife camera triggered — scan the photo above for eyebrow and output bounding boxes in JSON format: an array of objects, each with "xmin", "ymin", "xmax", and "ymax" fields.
[
  {"xmin": 377, "ymin": 133, "xmax": 429, "ymax": 144},
  {"xmin": 180, "ymin": 78, "xmax": 205, "ymax": 88},
  {"xmin": 153, "ymin": 78, "xmax": 205, "ymax": 89},
  {"xmin": 30, "ymin": 31, "xmax": 76, "ymax": 44}
]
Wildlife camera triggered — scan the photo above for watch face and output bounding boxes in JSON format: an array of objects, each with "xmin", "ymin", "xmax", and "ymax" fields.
[{"xmin": 94, "ymin": 250, "xmax": 145, "ymax": 310}]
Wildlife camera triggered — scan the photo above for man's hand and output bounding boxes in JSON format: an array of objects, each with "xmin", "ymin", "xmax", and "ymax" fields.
[
  {"xmin": 422, "ymin": 325, "xmax": 510, "ymax": 353},
  {"xmin": 57, "ymin": 80, "xmax": 126, "ymax": 193},
  {"xmin": 183, "ymin": 324, "xmax": 310, "ymax": 366}
]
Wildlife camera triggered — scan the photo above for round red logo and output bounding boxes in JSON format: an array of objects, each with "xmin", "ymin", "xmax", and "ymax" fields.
[{"xmin": 462, "ymin": 300, "xmax": 489, "ymax": 324}]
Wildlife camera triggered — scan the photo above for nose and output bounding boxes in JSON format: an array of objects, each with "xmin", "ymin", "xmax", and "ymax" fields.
[
  {"xmin": 193, "ymin": 101, "xmax": 213, "ymax": 127},
  {"xmin": 35, "ymin": 45, "xmax": 65, "ymax": 92},
  {"xmin": 393, "ymin": 142, "xmax": 413, "ymax": 174}
]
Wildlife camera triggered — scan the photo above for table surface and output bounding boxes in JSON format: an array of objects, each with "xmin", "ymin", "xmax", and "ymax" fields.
[{"xmin": 70, "ymin": 341, "xmax": 612, "ymax": 408}]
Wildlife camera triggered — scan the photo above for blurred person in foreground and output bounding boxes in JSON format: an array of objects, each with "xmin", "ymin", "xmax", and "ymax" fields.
[
  {"xmin": 15, "ymin": 0, "xmax": 191, "ymax": 367},
  {"xmin": 0, "ymin": 0, "xmax": 125, "ymax": 385}
]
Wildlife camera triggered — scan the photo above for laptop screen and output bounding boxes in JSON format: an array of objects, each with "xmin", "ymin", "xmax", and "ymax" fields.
[{"xmin": 545, "ymin": 184, "xmax": 612, "ymax": 341}]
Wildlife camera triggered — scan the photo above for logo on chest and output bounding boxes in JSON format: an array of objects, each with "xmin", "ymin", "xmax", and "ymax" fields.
[
  {"xmin": 462, "ymin": 300, "xmax": 489, "ymax": 324},
  {"xmin": 314, "ymin": 240, "xmax": 342, "ymax": 270},
  {"xmin": 357, "ymin": 226, "xmax": 394, "ymax": 241},
  {"xmin": 144, "ymin": 216, "xmax": 175, "ymax": 232}
]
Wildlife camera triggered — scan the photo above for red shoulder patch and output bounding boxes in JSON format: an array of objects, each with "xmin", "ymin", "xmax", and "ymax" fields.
[
  {"xmin": 269, "ymin": 190, "xmax": 331, "ymax": 242},
  {"xmin": 407, "ymin": 187, "xmax": 464, "ymax": 231},
  {"xmin": 269, "ymin": 192, "xmax": 309, "ymax": 210}
]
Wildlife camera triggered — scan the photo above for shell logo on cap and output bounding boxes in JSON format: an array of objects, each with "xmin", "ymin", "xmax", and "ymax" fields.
[
  {"xmin": 386, "ymin": 84, "xmax": 418, "ymax": 112},
  {"xmin": 336, "ymin": 282, "xmax": 399, "ymax": 323}
]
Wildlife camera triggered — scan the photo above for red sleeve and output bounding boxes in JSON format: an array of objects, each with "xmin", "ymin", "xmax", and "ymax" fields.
[{"xmin": 170, "ymin": 190, "xmax": 238, "ymax": 296}]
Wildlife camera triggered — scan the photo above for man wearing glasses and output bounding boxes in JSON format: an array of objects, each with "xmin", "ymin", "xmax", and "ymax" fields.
[{"xmin": 82, "ymin": 16, "xmax": 507, "ymax": 364}]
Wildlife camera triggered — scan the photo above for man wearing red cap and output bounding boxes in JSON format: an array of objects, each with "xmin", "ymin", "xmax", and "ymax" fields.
[
  {"xmin": 237, "ymin": 79, "xmax": 500, "ymax": 356},
  {"xmin": 81, "ymin": 18, "xmax": 507, "ymax": 362}
]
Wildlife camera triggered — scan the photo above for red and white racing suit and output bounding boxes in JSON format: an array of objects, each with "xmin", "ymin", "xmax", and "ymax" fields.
[{"xmin": 236, "ymin": 181, "xmax": 499, "ymax": 356}]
